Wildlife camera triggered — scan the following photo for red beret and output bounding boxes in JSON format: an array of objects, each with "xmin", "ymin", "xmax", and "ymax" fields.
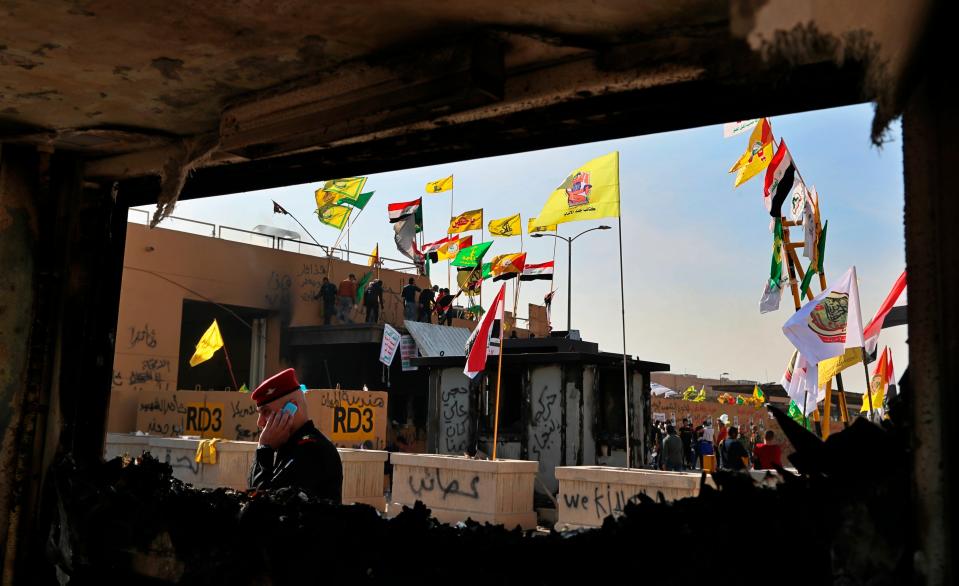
[{"xmin": 251, "ymin": 368, "xmax": 300, "ymax": 406}]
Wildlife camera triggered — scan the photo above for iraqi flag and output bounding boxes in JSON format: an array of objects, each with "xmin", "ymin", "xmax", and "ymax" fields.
[
  {"xmin": 764, "ymin": 140, "xmax": 797, "ymax": 218},
  {"xmin": 520, "ymin": 261, "xmax": 554, "ymax": 281},
  {"xmin": 863, "ymin": 270, "xmax": 906, "ymax": 355},
  {"xmin": 464, "ymin": 284, "xmax": 506, "ymax": 379},
  {"xmin": 388, "ymin": 198, "xmax": 422, "ymax": 223}
]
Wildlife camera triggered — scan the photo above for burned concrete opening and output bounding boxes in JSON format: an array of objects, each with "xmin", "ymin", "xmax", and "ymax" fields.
[{"xmin": 1, "ymin": 1, "xmax": 954, "ymax": 584}]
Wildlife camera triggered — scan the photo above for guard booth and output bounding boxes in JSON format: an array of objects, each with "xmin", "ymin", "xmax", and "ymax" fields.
[{"xmin": 412, "ymin": 336, "xmax": 669, "ymax": 499}]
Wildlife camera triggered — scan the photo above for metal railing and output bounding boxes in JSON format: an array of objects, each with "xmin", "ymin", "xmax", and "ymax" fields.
[{"xmin": 128, "ymin": 209, "xmax": 419, "ymax": 272}]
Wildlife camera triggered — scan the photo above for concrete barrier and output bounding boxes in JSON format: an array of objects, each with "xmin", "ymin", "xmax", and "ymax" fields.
[
  {"xmin": 389, "ymin": 453, "xmax": 538, "ymax": 529},
  {"xmin": 555, "ymin": 466, "xmax": 712, "ymax": 529},
  {"xmin": 104, "ymin": 433, "xmax": 388, "ymax": 509}
]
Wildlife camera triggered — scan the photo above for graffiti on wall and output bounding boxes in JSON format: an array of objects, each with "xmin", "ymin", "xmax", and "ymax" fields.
[
  {"xmin": 408, "ymin": 467, "xmax": 481, "ymax": 501},
  {"xmin": 440, "ymin": 386, "xmax": 470, "ymax": 454}
]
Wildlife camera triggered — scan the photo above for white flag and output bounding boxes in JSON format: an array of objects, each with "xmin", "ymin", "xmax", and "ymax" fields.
[
  {"xmin": 393, "ymin": 215, "xmax": 417, "ymax": 261},
  {"xmin": 759, "ymin": 278, "xmax": 784, "ymax": 314},
  {"xmin": 783, "ymin": 267, "xmax": 864, "ymax": 401},
  {"xmin": 723, "ymin": 119, "xmax": 759, "ymax": 138},
  {"xmin": 802, "ymin": 186, "xmax": 819, "ymax": 260}
]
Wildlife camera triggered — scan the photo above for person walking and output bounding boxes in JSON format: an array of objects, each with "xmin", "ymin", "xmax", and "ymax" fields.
[
  {"xmin": 418, "ymin": 285, "xmax": 437, "ymax": 322},
  {"xmin": 720, "ymin": 426, "xmax": 750, "ymax": 471},
  {"xmin": 661, "ymin": 424, "xmax": 685, "ymax": 472},
  {"xmin": 315, "ymin": 277, "xmax": 338, "ymax": 325},
  {"xmin": 337, "ymin": 274, "xmax": 357, "ymax": 322},
  {"xmin": 364, "ymin": 279, "xmax": 384, "ymax": 323},
  {"xmin": 753, "ymin": 429, "xmax": 783, "ymax": 470},
  {"xmin": 679, "ymin": 418, "xmax": 693, "ymax": 469},
  {"xmin": 401, "ymin": 277, "xmax": 420, "ymax": 321}
]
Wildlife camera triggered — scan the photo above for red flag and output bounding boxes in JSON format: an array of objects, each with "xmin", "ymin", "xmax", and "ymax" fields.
[
  {"xmin": 863, "ymin": 270, "xmax": 906, "ymax": 355},
  {"xmin": 763, "ymin": 140, "xmax": 797, "ymax": 218},
  {"xmin": 464, "ymin": 284, "xmax": 506, "ymax": 379},
  {"xmin": 387, "ymin": 198, "xmax": 422, "ymax": 222}
]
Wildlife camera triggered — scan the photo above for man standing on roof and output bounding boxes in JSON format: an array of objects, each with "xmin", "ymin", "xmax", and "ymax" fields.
[{"xmin": 248, "ymin": 368, "xmax": 343, "ymax": 502}]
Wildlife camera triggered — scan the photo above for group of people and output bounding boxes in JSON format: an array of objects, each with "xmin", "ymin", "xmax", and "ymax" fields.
[
  {"xmin": 313, "ymin": 273, "xmax": 390, "ymax": 325},
  {"xmin": 401, "ymin": 278, "xmax": 460, "ymax": 325},
  {"xmin": 651, "ymin": 417, "xmax": 783, "ymax": 472}
]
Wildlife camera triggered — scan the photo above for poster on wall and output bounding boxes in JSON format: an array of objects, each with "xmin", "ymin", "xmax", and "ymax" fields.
[
  {"xmin": 400, "ymin": 335, "xmax": 418, "ymax": 371},
  {"xmin": 380, "ymin": 324, "xmax": 401, "ymax": 366}
]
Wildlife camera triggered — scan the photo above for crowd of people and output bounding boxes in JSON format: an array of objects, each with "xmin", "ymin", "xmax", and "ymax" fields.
[
  {"xmin": 314, "ymin": 274, "xmax": 465, "ymax": 326},
  {"xmin": 649, "ymin": 417, "xmax": 783, "ymax": 472}
]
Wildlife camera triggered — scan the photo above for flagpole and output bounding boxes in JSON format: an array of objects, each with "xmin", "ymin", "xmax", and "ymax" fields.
[
  {"xmin": 861, "ymin": 347, "xmax": 875, "ymax": 421},
  {"xmin": 450, "ymin": 177, "xmax": 454, "ymax": 291},
  {"xmin": 278, "ymin": 204, "xmax": 324, "ymax": 251},
  {"xmin": 492, "ymin": 328, "xmax": 505, "ymax": 461},
  {"xmin": 221, "ymin": 339, "xmax": 239, "ymax": 391},
  {"xmin": 617, "ymin": 218, "xmax": 631, "ymax": 469}
]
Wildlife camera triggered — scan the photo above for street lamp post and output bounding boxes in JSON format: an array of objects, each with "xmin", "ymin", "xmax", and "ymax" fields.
[{"xmin": 532, "ymin": 225, "xmax": 611, "ymax": 334}]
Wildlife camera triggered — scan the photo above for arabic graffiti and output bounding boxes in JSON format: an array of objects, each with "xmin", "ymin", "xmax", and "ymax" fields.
[
  {"xmin": 264, "ymin": 271, "xmax": 292, "ymax": 307},
  {"xmin": 561, "ymin": 484, "xmax": 643, "ymax": 521},
  {"xmin": 127, "ymin": 357, "xmax": 172, "ymax": 390},
  {"xmin": 440, "ymin": 386, "xmax": 470, "ymax": 454},
  {"xmin": 129, "ymin": 323, "xmax": 158, "ymax": 348},
  {"xmin": 530, "ymin": 386, "xmax": 559, "ymax": 461},
  {"xmin": 298, "ymin": 263, "xmax": 328, "ymax": 302},
  {"xmin": 408, "ymin": 467, "xmax": 481, "ymax": 501}
]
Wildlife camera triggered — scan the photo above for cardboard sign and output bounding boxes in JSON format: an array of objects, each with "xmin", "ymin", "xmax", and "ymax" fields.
[
  {"xmin": 305, "ymin": 389, "xmax": 387, "ymax": 450},
  {"xmin": 134, "ymin": 389, "xmax": 260, "ymax": 442},
  {"xmin": 380, "ymin": 324, "xmax": 401, "ymax": 366}
]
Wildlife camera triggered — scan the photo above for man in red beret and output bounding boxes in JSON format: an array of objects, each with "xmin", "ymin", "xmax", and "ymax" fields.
[{"xmin": 248, "ymin": 368, "xmax": 342, "ymax": 502}]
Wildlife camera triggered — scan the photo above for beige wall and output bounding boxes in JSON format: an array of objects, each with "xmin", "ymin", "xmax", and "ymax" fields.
[{"xmin": 113, "ymin": 223, "xmax": 431, "ymax": 395}]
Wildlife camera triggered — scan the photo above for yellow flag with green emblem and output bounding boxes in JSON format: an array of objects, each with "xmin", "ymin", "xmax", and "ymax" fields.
[
  {"xmin": 488, "ymin": 213, "xmax": 521, "ymax": 237},
  {"xmin": 189, "ymin": 320, "xmax": 224, "ymax": 367},
  {"xmin": 426, "ymin": 175, "xmax": 453, "ymax": 194},
  {"xmin": 316, "ymin": 205, "xmax": 352, "ymax": 229},
  {"xmin": 322, "ymin": 177, "xmax": 367, "ymax": 199},
  {"xmin": 534, "ymin": 151, "xmax": 620, "ymax": 227}
]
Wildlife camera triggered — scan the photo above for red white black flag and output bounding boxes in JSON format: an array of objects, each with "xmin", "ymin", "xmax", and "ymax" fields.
[
  {"xmin": 464, "ymin": 284, "xmax": 506, "ymax": 379},
  {"xmin": 520, "ymin": 261, "xmax": 554, "ymax": 281},
  {"xmin": 764, "ymin": 140, "xmax": 797, "ymax": 218},
  {"xmin": 387, "ymin": 198, "xmax": 422, "ymax": 222}
]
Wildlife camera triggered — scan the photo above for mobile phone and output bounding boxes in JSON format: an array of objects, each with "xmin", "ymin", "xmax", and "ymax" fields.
[{"xmin": 282, "ymin": 401, "xmax": 298, "ymax": 416}]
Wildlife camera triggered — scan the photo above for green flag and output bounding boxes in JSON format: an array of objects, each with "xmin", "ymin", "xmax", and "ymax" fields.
[
  {"xmin": 338, "ymin": 190, "xmax": 374, "ymax": 210},
  {"xmin": 451, "ymin": 241, "xmax": 493, "ymax": 267},
  {"xmin": 799, "ymin": 220, "xmax": 828, "ymax": 298},
  {"xmin": 481, "ymin": 262, "xmax": 492, "ymax": 280},
  {"xmin": 769, "ymin": 218, "xmax": 783, "ymax": 289},
  {"xmin": 787, "ymin": 400, "xmax": 813, "ymax": 430},
  {"xmin": 355, "ymin": 271, "xmax": 373, "ymax": 305}
]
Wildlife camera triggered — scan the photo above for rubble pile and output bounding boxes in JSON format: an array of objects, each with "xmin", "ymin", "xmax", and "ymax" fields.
[{"xmin": 49, "ymin": 400, "xmax": 911, "ymax": 586}]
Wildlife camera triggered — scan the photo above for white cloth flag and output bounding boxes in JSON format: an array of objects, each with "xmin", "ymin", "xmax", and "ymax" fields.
[
  {"xmin": 783, "ymin": 266, "xmax": 864, "ymax": 405},
  {"xmin": 393, "ymin": 214, "xmax": 417, "ymax": 260},
  {"xmin": 802, "ymin": 186, "xmax": 818, "ymax": 260},
  {"xmin": 759, "ymin": 278, "xmax": 785, "ymax": 314},
  {"xmin": 783, "ymin": 266, "xmax": 864, "ymax": 361}
]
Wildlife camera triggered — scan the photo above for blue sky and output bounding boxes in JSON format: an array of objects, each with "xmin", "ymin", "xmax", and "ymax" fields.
[{"xmin": 139, "ymin": 103, "xmax": 907, "ymax": 394}]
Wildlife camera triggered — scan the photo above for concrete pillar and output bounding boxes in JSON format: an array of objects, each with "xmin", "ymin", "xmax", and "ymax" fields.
[
  {"xmin": 902, "ymin": 73, "xmax": 957, "ymax": 584},
  {"xmin": 0, "ymin": 145, "xmax": 41, "ymax": 584}
]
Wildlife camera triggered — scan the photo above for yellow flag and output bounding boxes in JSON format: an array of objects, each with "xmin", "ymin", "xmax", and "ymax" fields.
[
  {"xmin": 426, "ymin": 175, "xmax": 453, "ymax": 194},
  {"xmin": 692, "ymin": 387, "xmax": 706, "ymax": 402},
  {"xmin": 315, "ymin": 188, "xmax": 338, "ymax": 209},
  {"xmin": 368, "ymin": 244, "xmax": 378, "ymax": 266},
  {"xmin": 534, "ymin": 151, "xmax": 620, "ymax": 227},
  {"xmin": 729, "ymin": 118, "xmax": 773, "ymax": 187},
  {"xmin": 448, "ymin": 209, "xmax": 483, "ymax": 234},
  {"xmin": 818, "ymin": 346, "xmax": 862, "ymax": 387},
  {"xmin": 189, "ymin": 320, "xmax": 224, "ymax": 367},
  {"xmin": 317, "ymin": 205, "xmax": 352, "ymax": 229},
  {"xmin": 528, "ymin": 217, "xmax": 557, "ymax": 234},
  {"xmin": 488, "ymin": 213, "xmax": 522, "ymax": 237},
  {"xmin": 322, "ymin": 177, "xmax": 367, "ymax": 199}
]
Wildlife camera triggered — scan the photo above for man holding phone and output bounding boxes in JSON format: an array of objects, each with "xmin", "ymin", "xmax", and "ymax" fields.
[{"xmin": 248, "ymin": 368, "xmax": 342, "ymax": 502}]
